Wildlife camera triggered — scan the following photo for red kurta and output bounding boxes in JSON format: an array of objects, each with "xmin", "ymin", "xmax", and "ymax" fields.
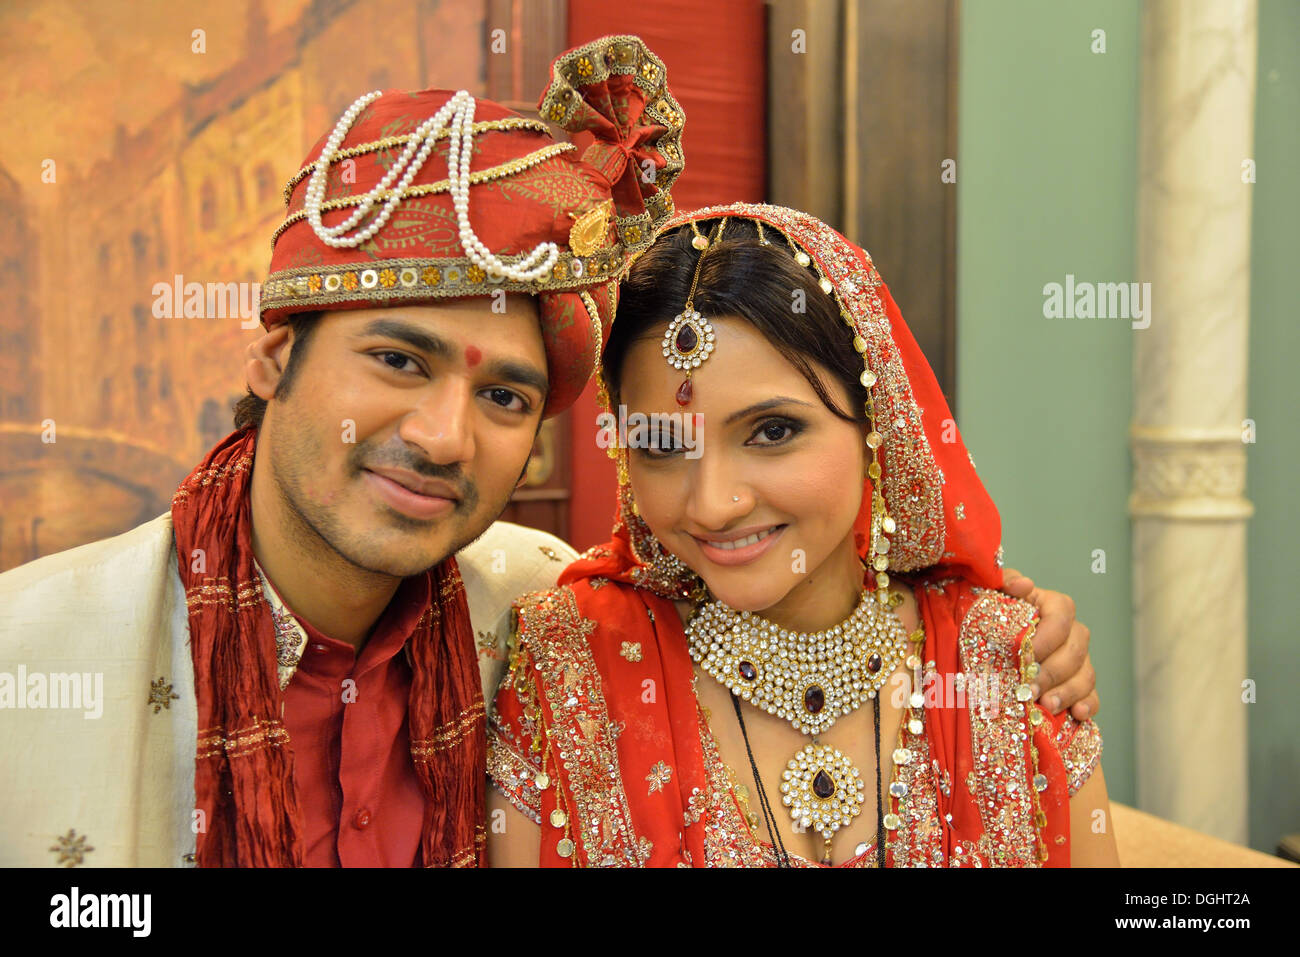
[{"xmin": 282, "ymin": 575, "xmax": 430, "ymax": 867}]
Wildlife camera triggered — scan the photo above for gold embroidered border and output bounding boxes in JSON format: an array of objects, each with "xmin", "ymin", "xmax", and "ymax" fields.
[
  {"xmin": 271, "ymin": 142, "xmax": 578, "ymax": 248},
  {"xmin": 282, "ymin": 117, "xmax": 555, "ymax": 206},
  {"xmin": 486, "ymin": 642, "xmax": 547, "ymax": 822},
  {"xmin": 578, "ymin": 289, "xmax": 604, "ymax": 355},
  {"xmin": 486, "ymin": 728, "xmax": 544, "ymax": 823},
  {"xmin": 692, "ymin": 695, "xmax": 789, "ymax": 868},
  {"xmin": 184, "ymin": 578, "xmax": 262, "ymax": 612},
  {"xmin": 254, "ymin": 560, "xmax": 309, "ymax": 691},
  {"xmin": 259, "ymin": 250, "xmax": 622, "ymax": 320},
  {"xmin": 1057, "ymin": 713, "xmax": 1104, "ymax": 797},
  {"xmin": 429, "ymin": 827, "xmax": 485, "ymax": 868},
  {"xmin": 171, "ymin": 455, "xmax": 253, "ymax": 505},
  {"xmin": 516, "ymin": 586, "xmax": 648, "ymax": 866},
  {"xmin": 196, "ymin": 718, "xmax": 290, "ymax": 760},
  {"xmin": 411, "ymin": 699, "xmax": 486, "ymax": 759},
  {"xmin": 959, "ymin": 590, "xmax": 1043, "ymax": 866}
]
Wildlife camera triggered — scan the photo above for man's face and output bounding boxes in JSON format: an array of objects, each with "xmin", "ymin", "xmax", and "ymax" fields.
[{"xmin": 260, "ymin": 296, "xmax": 548, "ymax": 578}]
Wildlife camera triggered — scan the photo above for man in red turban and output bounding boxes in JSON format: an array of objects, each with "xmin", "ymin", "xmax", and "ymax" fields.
[{"xmin": 0, "ymin": 35, "xmax": 687, "ymax": 868}]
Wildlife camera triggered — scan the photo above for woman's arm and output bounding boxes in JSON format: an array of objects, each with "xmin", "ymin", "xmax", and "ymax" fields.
[
  {"xmin": 486, "ymin": 784, "xmax": 542, "ymax": 867},
  {"xmin": 1068, "ymin": 764, "xmax": 1121, "ymax": 866}
]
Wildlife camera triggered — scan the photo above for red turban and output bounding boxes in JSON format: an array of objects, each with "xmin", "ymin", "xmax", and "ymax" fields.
[{"xmin": 259, "ymin": 35, "xmax": 685, "ymax": 415}]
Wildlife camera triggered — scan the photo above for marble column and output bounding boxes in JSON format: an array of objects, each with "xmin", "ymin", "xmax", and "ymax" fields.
[{"xmin": 1132, "ymin": 0, "xmax": 1257, "ymax": 843}]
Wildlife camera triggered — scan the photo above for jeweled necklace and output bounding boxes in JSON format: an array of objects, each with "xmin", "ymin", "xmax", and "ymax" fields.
[
  {"xmin": 687, "ymin": 587, "xmax": 910, "ymax": 863},
  {"xmin": 730, "ymin": 692, "xmax": 883, "ymax": 868},
  {"xmin": 687, "ymin": 587, "xmax": 909, "ymax": 734}
]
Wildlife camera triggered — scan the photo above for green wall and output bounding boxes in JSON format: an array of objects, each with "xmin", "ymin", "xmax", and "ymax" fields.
[
  {"xmin": 959, "ymin": 0, "xmax": 1298, "ymax": 855},
  {"xmin": 957, "ymin": 1, "xmax": 1142, "ymax": 810},
  {"xmin": 1246, "ymin": 0, "xmax": 1299, "ymax": 856}
]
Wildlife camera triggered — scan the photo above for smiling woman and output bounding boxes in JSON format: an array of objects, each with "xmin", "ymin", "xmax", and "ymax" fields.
[{"xmin": 486, "ymin": 204, "xmax": 1117, "ymax": 869}]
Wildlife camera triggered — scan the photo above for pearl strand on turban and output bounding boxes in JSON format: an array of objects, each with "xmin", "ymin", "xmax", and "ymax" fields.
[{"xmin": 303, "ymin": 90, "xmax": 560, "ymax": 282}]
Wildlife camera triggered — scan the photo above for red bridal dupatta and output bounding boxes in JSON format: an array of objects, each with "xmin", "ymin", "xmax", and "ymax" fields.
[{"xmin": 488, "ymin": 203, "xmax": 1103, "ymax": 867}]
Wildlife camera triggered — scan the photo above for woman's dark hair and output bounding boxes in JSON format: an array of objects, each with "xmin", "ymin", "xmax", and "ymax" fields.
[
  {"xmin": 605, "ymin": 218, "xmax": 868, "ymax": 423},
  {"xmin": 232, "ymin": 311, "xmax": 322, "ymax": 430}
]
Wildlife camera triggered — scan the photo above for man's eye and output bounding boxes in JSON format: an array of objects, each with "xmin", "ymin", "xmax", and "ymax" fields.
[
  {"xmin": 376, "ymin": 351, "xmax": 419, "ymax": 374},
  {"xmin": 483, "ymin": 387, "xmax": 527, "ymax": 412}
]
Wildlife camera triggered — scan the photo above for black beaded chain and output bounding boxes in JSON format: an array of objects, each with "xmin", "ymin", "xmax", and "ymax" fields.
[
  {"xmin": 729, "ymin": 693, "xmax": 790, "ymax": 867},
  {"xmin": 731, "ymin": 692, "xmax": 885, "ymax": 868},
  {"xmin": 872, "ymin": 695, "xmax": 885, "ymax": 867}
]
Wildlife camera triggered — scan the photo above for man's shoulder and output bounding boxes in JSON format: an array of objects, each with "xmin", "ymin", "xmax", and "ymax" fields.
[
  {"xmin": 456, "ymin": 520, "xmax": 577, "ymax": 594},
  {"xmin": 0, "ymin": 512, "xmax": 177, "ymax": 598},
  {"xmin": 457, "ymin": 522, "xmax": 579, "ymax": 702},
  {"xmin": 0, "ymin": 511, "xmax": 196, "ymax": 867}
]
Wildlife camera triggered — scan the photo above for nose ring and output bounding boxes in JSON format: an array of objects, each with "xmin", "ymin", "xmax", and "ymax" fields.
[{"xmin": 731, "ymin": 495, "xmax": 740, "ymax": 503}]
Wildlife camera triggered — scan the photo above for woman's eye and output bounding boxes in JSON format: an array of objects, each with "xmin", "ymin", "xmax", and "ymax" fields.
[
  {"xmin": 747, "ymin": 418, "xmax": 800, "ymax": 446},
  {"xmin": 376, "ymin": 351, "xmax": 419, "ymax": 374},
  {"xmin": 633, "ymin": 429, "xmax": 682, "ymax": 460},
  {"xmin": 648, "ymin": 430, "xmax": 684, "ymax": 456},
  {"xmin": 483, "ymin": 387, "xmax": 527, "ymax": 412}
]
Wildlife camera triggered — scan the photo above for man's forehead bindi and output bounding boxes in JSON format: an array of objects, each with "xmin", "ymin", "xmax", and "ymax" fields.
[{"xmin": 465, "ymin": 345, "xmax": 482, "ymax": 368}]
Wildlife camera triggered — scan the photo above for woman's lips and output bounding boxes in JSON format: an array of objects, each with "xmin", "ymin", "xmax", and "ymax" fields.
[
  {"xmin": 362, "ymin": 469, "xmax": 456, "ymax": 521},
  {"xmin": 693, "ymin": 525, "xmax": 786, "ymax": 567}
]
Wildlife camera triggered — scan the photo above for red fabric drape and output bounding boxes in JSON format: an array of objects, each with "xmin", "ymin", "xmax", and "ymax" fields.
[
  {"xmin": 173, "ymin": 428, "xmax": 487, "ymax": 867},
  {"xmin": 565, "ymin": 0, "xmax": 767, "ymax": 550}
]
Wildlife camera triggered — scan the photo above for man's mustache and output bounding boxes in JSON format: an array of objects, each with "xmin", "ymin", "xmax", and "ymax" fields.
[{"xmin": 350, "ymin": 443, "xmax": 479, "ymax": 512}]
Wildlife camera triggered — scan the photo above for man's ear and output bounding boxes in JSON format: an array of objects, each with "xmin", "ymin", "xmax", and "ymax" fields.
[{"xmin": 244, "ymin": 325, "xmax": 294, "ymax": 401}]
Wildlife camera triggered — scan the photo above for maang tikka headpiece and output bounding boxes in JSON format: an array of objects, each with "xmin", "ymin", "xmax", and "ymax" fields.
[{"xmin": 662, "ymin": 217, "xmax": 728, "ymax": 405}]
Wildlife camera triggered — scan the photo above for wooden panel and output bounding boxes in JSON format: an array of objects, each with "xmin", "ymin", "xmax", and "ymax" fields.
[
  {"xmin": 767, "ymin": 0, "xmax": 959, "ymax": 407},
  {"xmin": 767, "ymin": 0, "xmax": 847, "ymax": 230},
  {"xmin": 483, "ymin": 0, "xmax": 571, "ymax": 540},
  {"xmin": 498, "ymin": 415, "xmax": 570, "ymax": 538},
  {"xmin": 486, "ymin": 0, "xmax": 568, "ymax": 110},
  {"xmin": 845, "ymin": 0, "xmax": 959, "ymax": 407}
]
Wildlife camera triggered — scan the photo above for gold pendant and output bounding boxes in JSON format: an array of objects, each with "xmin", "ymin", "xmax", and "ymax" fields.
[{"xmin": 779, "ymin": 743, "xmax": 866, "ymax": 840}]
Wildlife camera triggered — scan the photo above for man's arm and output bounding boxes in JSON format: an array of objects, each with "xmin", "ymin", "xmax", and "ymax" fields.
[{"xmin": 1003, "ymin": 568, "xmax": 1099, "ymax": 721}]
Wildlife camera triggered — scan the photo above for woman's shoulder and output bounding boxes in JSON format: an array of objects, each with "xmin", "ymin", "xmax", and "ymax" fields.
[
  {"xmin": 507, "ymin": 576, "xmax": 655, "ymax": 675},
  {"xmin": 959, "ymin": 585, "xmax": 1038, "ymax": 670},
  {"xmin": 910, "ymin": 576, "xmax": 1037, "ymax": 671},
  {"xmin": 507, "ymin": 583, "xmax": 594, "ymax": 661}
]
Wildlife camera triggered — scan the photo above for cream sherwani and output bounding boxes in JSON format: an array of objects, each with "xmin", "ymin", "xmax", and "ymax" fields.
[{"xmin": 0, "ymin": 513, "xmax": 576, "ymax": 867}]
